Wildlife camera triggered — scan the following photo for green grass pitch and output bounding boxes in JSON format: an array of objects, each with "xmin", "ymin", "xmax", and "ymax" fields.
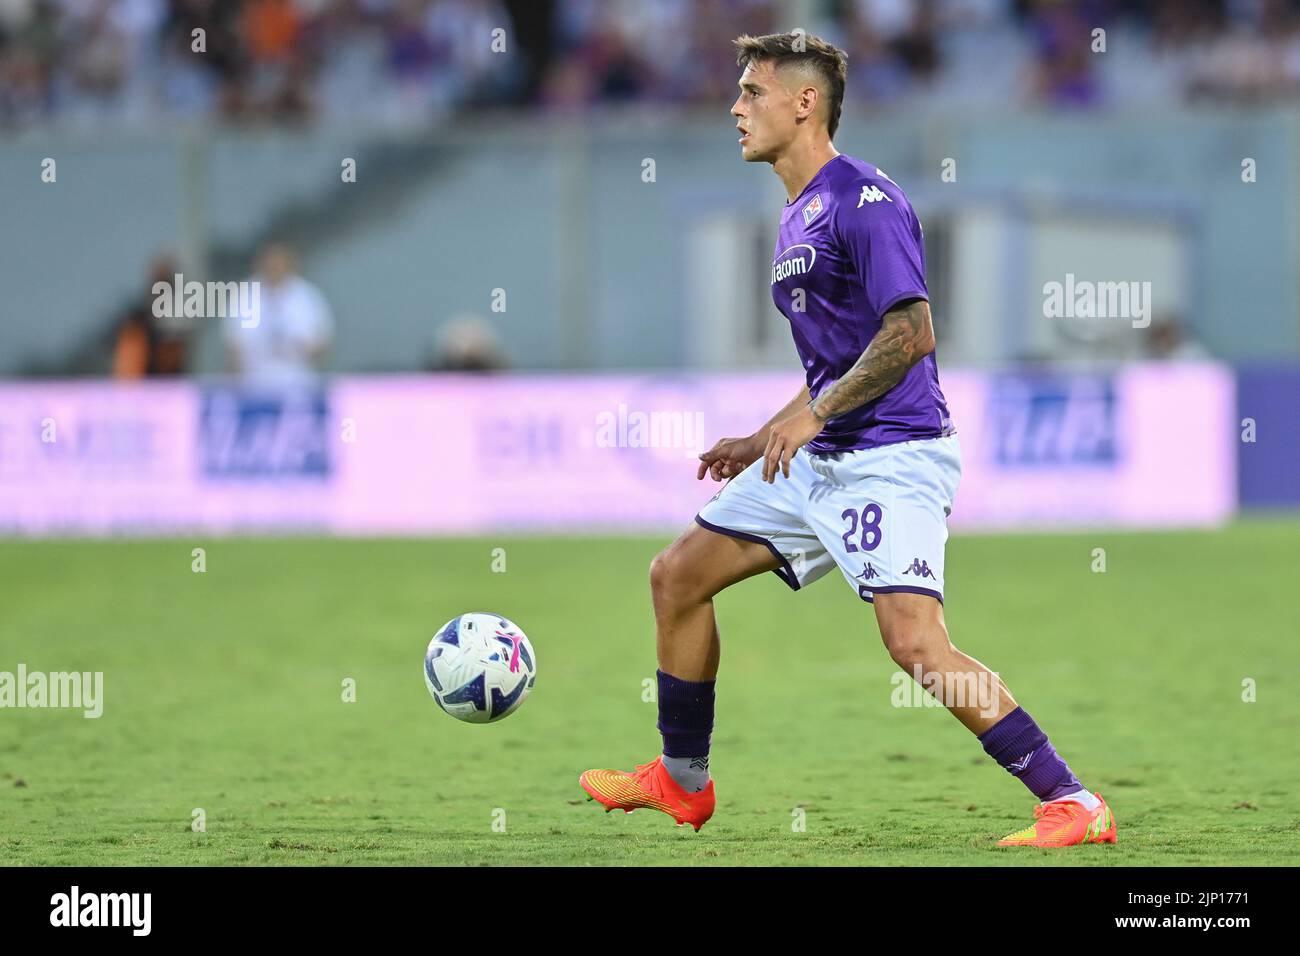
[{"xmin": 1, "ymin": 520, "xmax": 1296, "ymax": 866}]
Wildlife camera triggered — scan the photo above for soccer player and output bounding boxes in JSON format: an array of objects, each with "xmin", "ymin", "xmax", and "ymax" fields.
[{"xmin": 580, "ymin": 32, "xmax": 1115, "ymax": 848}]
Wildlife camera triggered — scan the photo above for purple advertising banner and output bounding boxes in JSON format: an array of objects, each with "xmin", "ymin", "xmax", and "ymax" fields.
[
  {"xmin": 0, "ymin": 365, "xmax": 1235, "ymax": 537},
  {"xmin": 1235, "ymin": 365, "xmax": 1300, "ymax": 508}
]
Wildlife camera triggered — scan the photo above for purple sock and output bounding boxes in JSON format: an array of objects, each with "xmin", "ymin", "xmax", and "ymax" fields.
[
  {"xmin": 656, "ymin": 670, "xmax": 714, "ymax": 758},
  {"xmin": 978, "ymin": 706, "xmax": 1083, "ymax": 802}
]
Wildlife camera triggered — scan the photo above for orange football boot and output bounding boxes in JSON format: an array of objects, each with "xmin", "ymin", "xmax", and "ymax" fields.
[
  {"xmin": 579, "ymin": 757, "xmax": 715, "ymax": 831},
  {"xmin": 997, "ymin": 792, "xmax": 1117, "ymax": 847}
]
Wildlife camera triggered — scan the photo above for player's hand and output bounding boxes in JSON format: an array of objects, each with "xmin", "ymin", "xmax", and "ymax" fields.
[
  {"xmin": 761, "ymin": 406, "xmax": 825, "ymax": 483},
  {"xmin": 697, "ymin": 434, "xmax": 763, "ymax": 481}
]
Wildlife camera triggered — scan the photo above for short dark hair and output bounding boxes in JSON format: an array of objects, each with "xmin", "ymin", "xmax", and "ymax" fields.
[{"xmin": 734, "ymin": 32, "xmax": 848, "ymax": 138}]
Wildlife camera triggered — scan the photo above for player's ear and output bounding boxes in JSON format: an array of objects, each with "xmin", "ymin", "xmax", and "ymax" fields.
[{"xmin": 797, "ymin": 83, "xmax": 819, "ymax": 123}]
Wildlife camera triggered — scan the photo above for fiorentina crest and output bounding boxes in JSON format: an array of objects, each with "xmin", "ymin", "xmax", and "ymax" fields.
[{"xmin": 802, "ymin": 193, "xmax": 823, "ymax": 225}]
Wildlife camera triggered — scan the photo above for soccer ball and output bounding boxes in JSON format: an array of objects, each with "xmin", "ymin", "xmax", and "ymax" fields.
[{"xmin": 424, "ymin": 612, "xmax": 536, "ymax": 723}]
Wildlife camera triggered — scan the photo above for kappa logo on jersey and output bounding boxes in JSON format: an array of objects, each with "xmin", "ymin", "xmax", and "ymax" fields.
[
  {"xmin": 857, "ymin": 184, "xmax": 893, "ymax": 207},
  {"xmin": 802, "ymin": 193, "xmax": 824, "ymax": 225},
  {"xmin": 856, "ymin": 562, "xmax": 879, "ymax": 581},
  {"xmin": 771, "ymin": 243, "xmax": 817, "ymax": 284}
]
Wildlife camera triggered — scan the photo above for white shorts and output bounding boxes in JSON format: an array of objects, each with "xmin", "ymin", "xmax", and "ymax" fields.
[{"xmin": 695, "ymin": 435, "xmax": 961, "ymax": 603}]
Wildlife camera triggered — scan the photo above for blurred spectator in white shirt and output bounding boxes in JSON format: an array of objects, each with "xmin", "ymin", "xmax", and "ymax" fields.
[{"xmin": 225, "ymin": 242, "xmax": 333, "ymax": 384}]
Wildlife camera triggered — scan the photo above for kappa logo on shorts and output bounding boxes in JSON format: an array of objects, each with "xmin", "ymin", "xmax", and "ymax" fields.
[
  {"xmin": 855, "ymin": 562, "xmax": 879, "ymax": 581},
  {"xmin": 902, "ymin": 558, "xmax": 936, "ymax": 580}
]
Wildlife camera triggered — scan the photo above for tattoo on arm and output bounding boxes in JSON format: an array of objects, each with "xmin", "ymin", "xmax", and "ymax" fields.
[{"xmin": 808, "ymin": 299, "xmax": 935, "ymax": 422}]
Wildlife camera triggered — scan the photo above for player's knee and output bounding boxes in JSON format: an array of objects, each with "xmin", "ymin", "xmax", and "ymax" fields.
[
  {"xmin": 649, "ymin": 549, "xmax": 669, "ymax": 593},
  {"xmin": 879, "ymin": 619, "xmax": 950, "ymax": 671},
  {"xmin": 649, "ymin": 547, "xmax": 692, "ymax": 609},
  {"xmin": 881, "ymin": 630, "xmax": 923, "ymax": 671},
  {"xmin": 650, "ymin": 543, "xmax": 713, "ymax": 612}
]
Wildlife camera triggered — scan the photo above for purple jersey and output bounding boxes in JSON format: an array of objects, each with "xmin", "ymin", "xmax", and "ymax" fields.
[{"xmin": 771, "ymin": 154, "xmax": 952, "ymax": 453}]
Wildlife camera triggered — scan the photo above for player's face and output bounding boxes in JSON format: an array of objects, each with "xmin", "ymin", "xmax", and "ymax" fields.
[{"xmin": 730, "ymin": 60, "xmax": 799, "ymax": 164}]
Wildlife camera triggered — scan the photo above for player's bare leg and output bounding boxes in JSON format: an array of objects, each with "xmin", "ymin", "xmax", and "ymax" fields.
[
  {"xmin": 873, "ymin": 591, "xmax": 1116, "ymax": 846},
  {"xmin": 650, "ymin": 521, "xmax": 780, "ymax": 680},
  {"xmin": 872, "ymin": 591, "xmax": 1014, "ymax": 733},
  {"xmin": 579, "ymin": 522, "xmax": 778, "ymax": 830}
]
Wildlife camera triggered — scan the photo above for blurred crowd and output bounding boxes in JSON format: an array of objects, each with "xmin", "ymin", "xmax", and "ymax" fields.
[
  {"xmin": 0, "ymin": 0, "xmax": 522, "ymax": 127},
  {"xmin": 2, "ymin": 0, "xmax": 1300, "ymax": 130}
]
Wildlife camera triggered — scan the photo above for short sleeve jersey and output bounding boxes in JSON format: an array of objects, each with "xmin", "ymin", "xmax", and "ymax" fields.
[{"xmin": 770, "ymin": 154, "xmax": 953, "ymax": 452}]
